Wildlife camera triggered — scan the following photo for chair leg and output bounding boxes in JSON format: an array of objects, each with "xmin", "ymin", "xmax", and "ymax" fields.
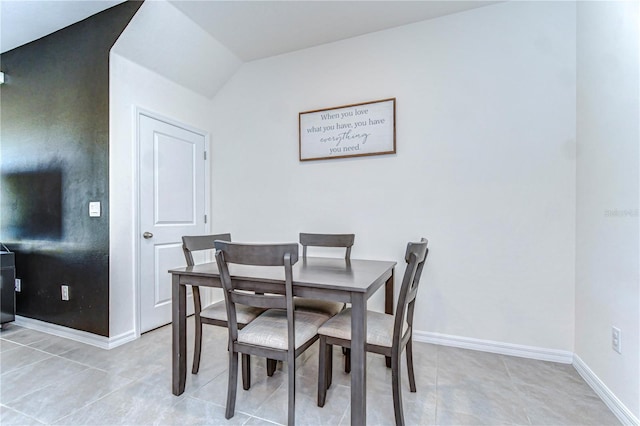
[
  {"xmin": 318, "ymin": 336, "xmax": 330, "ymax": 407},
  {"xmin": 288, "ymin": 353, "xmax": 296, "ymax": 425},
  {"xmin": 242, "ymin": 354, "xmax": 251, "ymax": 390},
  {"xmin": 326, "ymin": 343, "xmax": 333, "ymax": 389},
  {"xmin": 226, "ymin": 350, "xmax": 238, "ymax": 419},
  {"xmin": 344, "ymin": 347, "xmax": 351, "ymax": 373},
  {"xmin": 192, "ymin": 314, "xmax": 202, "ymax": 374},
  {"xmin": 391, "ymin": 349, "xmax": 405, "ymax": 426},
  {"xmin": 267, "ymin": 358, "xmax": 277, "ymax": 376},
  {"xmin": 406, "ymin": 339, "xmax": 417, "ymax": 392}
]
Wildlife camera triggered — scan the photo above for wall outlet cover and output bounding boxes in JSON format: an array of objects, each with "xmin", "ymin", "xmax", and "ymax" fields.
[
  {"xmin": 612, "ymin": 326, "xmax": 621, "ymax": 354},
  {"xmin": 61, "ymin": 285, "xmax": 69, "ymax": 301},
  {"xmin": 89, "ymin": 201, "xmax": 101, "ymax": 217}
]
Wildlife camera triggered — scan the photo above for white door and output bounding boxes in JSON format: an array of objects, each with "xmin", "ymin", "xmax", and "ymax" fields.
[{"xmin": 139, "ymin": 113, "xmax": 207, "ymax": 333}]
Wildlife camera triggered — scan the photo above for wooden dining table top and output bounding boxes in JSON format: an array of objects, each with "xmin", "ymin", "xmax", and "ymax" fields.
[{"xmin": 170, "ymin": 256, "xmax": 397, "ymax": 294}]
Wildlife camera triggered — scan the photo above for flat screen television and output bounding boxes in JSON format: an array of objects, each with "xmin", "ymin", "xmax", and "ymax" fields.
[{"xmin": 1, "ymin": 169, "xmax": 63, "ymax": 241}]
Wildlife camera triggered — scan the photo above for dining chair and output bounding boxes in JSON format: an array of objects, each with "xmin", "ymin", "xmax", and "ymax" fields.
[
  {"xmin": 261, "ymin": 233, "xmax": 354, "ymax": 377},
  {"xmin": 182, "ymin": 234, "xmax": 265, "ymax": 390},
  {"xmin": 298, "ymin": 232, "xmax": 356, "ymax": 361},
  {"xmin": 215, "ymin": 241, "xmax": 329, "ymax": 425},
  {"xmin": 295, "ymin": 233, "xmax": 354, "ymax": 317},
  {"xmin": 316, "ymin": 238, "xmax": 429, "ymax": 426},
  {"xmin": 299, "ymin": 232, "xmax": 355, "ymax": 259}
]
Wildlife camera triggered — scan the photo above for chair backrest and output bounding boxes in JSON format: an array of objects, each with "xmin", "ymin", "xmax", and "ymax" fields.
[
  {"xmin": 182, "ymin": 233, "xmax": 231, "ymax": 266},
  {"xmin": 393, "ymin": 238, "xmax": 429, "ymax": 346},
  {"xmin": 214, "ymin": 241, "xmax": 299, "ymax": 349},
  {"xmin": 299, "ymin": 233, "xmax": 355, "ymax": 259}
]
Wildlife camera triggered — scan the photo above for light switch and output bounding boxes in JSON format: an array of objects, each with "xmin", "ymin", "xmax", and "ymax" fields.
[{"xmin": 89, "ymin": 201, "xmax": 101, "ymax": 217}]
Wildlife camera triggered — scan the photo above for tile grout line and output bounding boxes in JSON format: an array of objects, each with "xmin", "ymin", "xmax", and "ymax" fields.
[
  {"xmin": 337, "ymin": 401, "xmax": 350, "ymax": 426},
  {"xmin": 0, "ymin": 331, "xmax": 50, "ymax": 348},
  {"xmin": 500, "ymin": 354, "xmax": 534, "ymax": 426},
  {"xmin": 1, "ymin": 350, "xmax": 56, "ymax": 380},
  {"xmin": 1, "ymin": 332, "xmax": 108, "ymax": 376},
  {"xmin": 3, "ymin": 335, "xmax": 168, "ymax": 425},
  {"xmin": 52, "ymin": 368, "xmax": 181, "ymax": 425},
  {"xmin": 0, "ymin": 402, "xmax": 47, "ymax": 425},
  {"xmin": 434, "ymin": 344, "xmax": 439, "ymax": 425},
  {"xmin": 248, "ymin": 373, "xmax": 288, "ymax": 420},
  {"xmin": 3, "ymin": 363, "xmax": 136, "ymax": 425}
]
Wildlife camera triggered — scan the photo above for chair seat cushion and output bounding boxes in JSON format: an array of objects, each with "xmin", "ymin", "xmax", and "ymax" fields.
[
  {"xmin": 294, "ymin": 298, "xmax": 344, "ymax": 316},
  {"xmin": 317, "ymin": 308, "xmax": 406, "ymax": 348},
  {"xmin": 238, "ymin": 309, "xmax": 328, "ymax": 350},
  {"xmin": 201, "ymin": 300, "xmax": 265, "ymax": 325}
]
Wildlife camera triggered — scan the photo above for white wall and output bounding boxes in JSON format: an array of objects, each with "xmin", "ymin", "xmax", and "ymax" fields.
[
  {"xmin": 108, "ymin": 53, "xmax": 216, "ymax": 337},
  {"xmin": 112, "ymin": 0, "xmax": 241, "ymax": 98},
  {"xmin": 576, "ymin": 1, "xmax": 639, "ymax": 419},
  {"xmin": 209, "ymin": 1, "xmax": 577, "ymax": 351},
  {"xmin": 108, "ymin": 0, "xmax": 239, "ymax": 338}
]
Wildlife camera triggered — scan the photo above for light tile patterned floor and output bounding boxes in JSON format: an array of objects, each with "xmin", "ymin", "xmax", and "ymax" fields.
[{"xmin": 0, "ymin": 320, "xmax": 620, "ymax": 425}]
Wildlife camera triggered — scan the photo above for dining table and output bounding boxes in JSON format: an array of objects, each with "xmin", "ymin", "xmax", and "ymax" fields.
[{"xmin": 169, "ymin": 256, "xmax": 396, "ymax": 425}]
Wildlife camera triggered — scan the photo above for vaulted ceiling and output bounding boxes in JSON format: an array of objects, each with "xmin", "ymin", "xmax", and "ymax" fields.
[
  {"xmin": 169, "ymin": 1, "xmax": 499, "ymax": 61},
  {"xmin": 2, "ymin": 1, "xmax": 499, "ymax": 97},
  {"xmin": 1, "ymin": 0, "xmax": 498, "ymax": 56}
]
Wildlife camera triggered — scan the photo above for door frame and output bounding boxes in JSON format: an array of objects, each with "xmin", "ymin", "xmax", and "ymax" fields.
[{"xmin": 133, "ymin": 107, "xmax": 210, "ymax": 337}]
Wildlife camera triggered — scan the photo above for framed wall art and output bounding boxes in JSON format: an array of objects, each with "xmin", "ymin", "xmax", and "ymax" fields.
[{"xmin": 299, "ymin": 98, "xmax": 396, "ymax": 161}]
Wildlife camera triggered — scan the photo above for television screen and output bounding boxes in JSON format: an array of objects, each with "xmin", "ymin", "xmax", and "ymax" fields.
[{"xmin": 1, "ymin": 169, "xmax": 63, "ymax": 241}]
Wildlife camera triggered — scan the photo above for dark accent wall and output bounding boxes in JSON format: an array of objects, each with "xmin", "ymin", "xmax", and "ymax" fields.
[{"xmin": 0, "ymin": 1, "xmax": 142, "ymax": 336}]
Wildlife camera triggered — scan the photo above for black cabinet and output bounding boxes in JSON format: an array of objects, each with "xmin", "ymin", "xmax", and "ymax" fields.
[{"xmin": 1, "ymin": 251, "xmax": 16, "ymax": 326}]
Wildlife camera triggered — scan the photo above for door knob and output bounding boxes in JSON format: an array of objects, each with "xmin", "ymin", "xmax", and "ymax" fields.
[{"xmin": 143, "ymin": 232, "xmax": 154, "ymax": 239}]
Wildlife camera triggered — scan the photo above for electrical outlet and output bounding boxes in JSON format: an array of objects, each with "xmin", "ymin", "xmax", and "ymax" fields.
[
  {"xmin": 61, "ymin": 285, "xmax": 69, "ymax": 301},
  {"xmin": 612, "ymin": 326, "xmax": 621, "ymax": 354},
  {"xmin": 15, "ymin": 278, "xmax": 21, "ymax": 292}
]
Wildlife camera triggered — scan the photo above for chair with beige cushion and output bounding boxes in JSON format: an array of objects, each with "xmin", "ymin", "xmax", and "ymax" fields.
[
  {"xmin": 215, "ymin": 241, "xmax": 329, "ymax": 425},
  {"xmin": 246, "ymin": 233, "xmax": 354, "ymax": 378},
  {"xmin": 182, "ymin": 234, "xmax": 265, "ymax": 390},
  {"xmin": 295, "ymin": 232, "xmax": 354, "ymax": 317},
  {"xmin": 316, "ymin": 238, "xmax": 429, "ymax": 426}
]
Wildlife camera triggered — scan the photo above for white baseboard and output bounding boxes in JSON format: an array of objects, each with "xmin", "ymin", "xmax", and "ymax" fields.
[
  {"xmin": 413, "ymin": 330, "xmax": 574, "ymax": 363},
  {"xmin": 413, "ymin": 331, "xmax": 637, "ymax": 425},
  {"xmin": 573, "ymin": 354, "xmax": 639, "ymax": 426},
  {"xmin": 14, "ymin": 316, "xmax": 137, "ymax": 350}
]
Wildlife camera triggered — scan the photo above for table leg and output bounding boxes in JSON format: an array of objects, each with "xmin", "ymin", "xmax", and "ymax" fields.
[
  {"xmin": 172, "ymin": 274, "xmax": 186, "ymax": 395},
  {"xmin": 351, "ymin": 294, "xmax": 367, "ymax": 426},
  {"xmin": 385, "ymin": 269, "xmax": 394, "ymax": 368},
  {"xmin": 385, "ymin": 268, "xmax": 394, "ymax": 315}
]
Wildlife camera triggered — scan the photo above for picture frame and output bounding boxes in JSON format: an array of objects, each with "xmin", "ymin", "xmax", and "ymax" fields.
[{"xmin": 299, "ymin": 98, "xmax": 396, "ymax": 161}]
